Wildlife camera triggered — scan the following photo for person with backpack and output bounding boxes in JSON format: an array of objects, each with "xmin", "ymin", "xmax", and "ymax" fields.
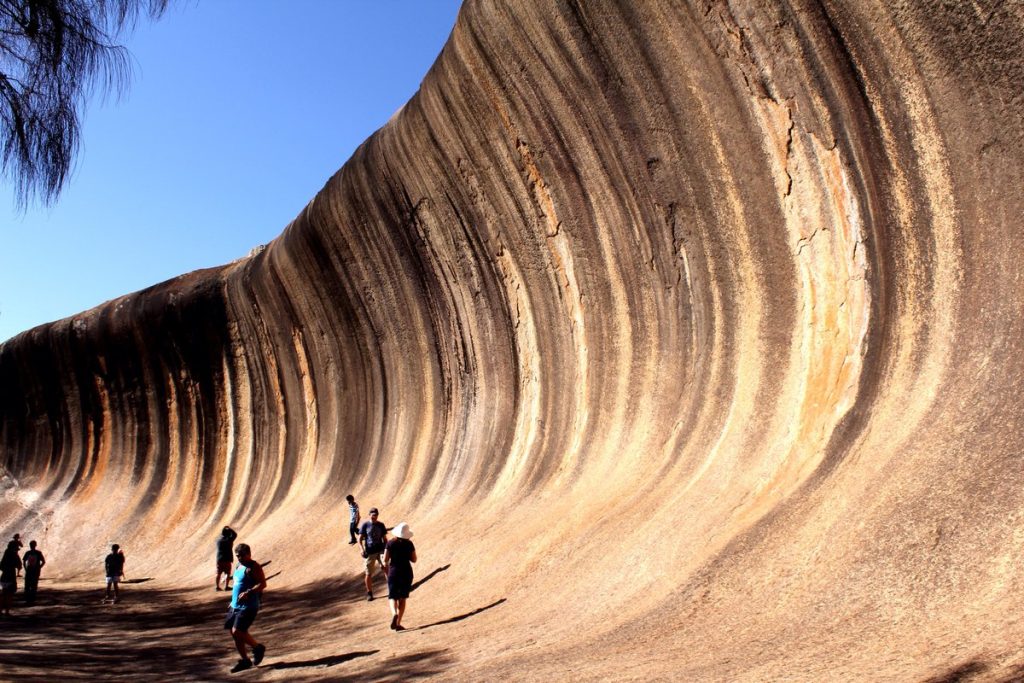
[
  {"xmin": 21, "ymin": 540, "xmax": 45, "ymax": 603},
  {"xmin": 358, "ymin": 507, "xmax": 388, "ymax": 601},
  {"xmin": 215, "ymin": 526, "xmax": 238, "ymax": 591},
  {"xmin": 0, "ymin": 540, "xmax": 22, "ymax": 616},
  {"xmin": 103, "ymin": 544, "xmax": 126, "ymax": 603}
]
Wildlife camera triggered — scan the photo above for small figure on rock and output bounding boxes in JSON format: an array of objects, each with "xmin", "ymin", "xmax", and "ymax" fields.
[
  {"xmin": 224, "ymin": 543, "xmax": 267, "ymax": 673},
  {"xmin": 11, "ymin": 533, "xmax": 23, "ymax": 576},
  {"xmin": 358, "ymin": 507, "xmax": 388, "ymax": 601},
  {"xmin": 21, "ymin": 540, "xmax": 45, "ymax": 604},
  {"xmin": 346, "ymin": 494, "xmax": 360, "ymax": 545},
  {"xmin": 383, "ymin": 522, "xmax": 417, "ymax": 631},
  {"xmin": 103, "ymin": 544, "xmax": 126, "ymax": 603},
  {"xmin": 216, "ymin": 526, "xmax": 238, "ymax": 591}
]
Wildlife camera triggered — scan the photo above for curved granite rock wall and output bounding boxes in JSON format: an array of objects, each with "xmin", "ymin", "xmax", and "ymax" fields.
[{"xmin": 3, "ymin": 0, "xmax": 1023, "ymax": 678}]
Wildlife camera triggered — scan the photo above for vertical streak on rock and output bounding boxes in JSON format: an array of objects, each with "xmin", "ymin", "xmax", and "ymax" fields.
[
  {"xmin": 489, "ymin": 246, "xmax": 541, "ymax": 497},
  {"xmin": 287, "ymin": 325, "xmax": 320, "ymax": 502},
  {"xmin": 755, "ymin": 98, "xmax": 871, "ymax": 507}
]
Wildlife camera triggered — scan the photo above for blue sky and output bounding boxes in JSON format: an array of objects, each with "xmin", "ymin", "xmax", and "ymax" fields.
[{"xmin": 0, "ymin": 0, "xmax": 462, "ymax": 343}]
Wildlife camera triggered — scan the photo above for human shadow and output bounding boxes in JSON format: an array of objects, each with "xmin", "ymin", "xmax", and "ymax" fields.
[
  {"xmin": 0, "ymin": 585, "xmax": 229, "ymax": 681},
  {"xmin": 920, "ymin": 660, "xmax": 989, "ymax": 683},
  {"xmin": 0, "ymin": 580, "xmax": 386, "ymax": 681},
  {"xmin": 269, "ymin": 649, "xmax": 378, "ymax": 670},
  {"xmin": 995, "ymin": 663, "xmax": 1024, "ymax": 682},
  {"xmin": 122, "ymin": 577, "xmax": 153, "ymax": 584},
  {"xmin": 322, "ymin": 648, "xmax": 455, "ymax": 682},
  {"xmin": 409, "ymin": 598, "xmax": 507, "ymax": 631},
  {"xmin": 410, "ymin": 563, "xmax": 450, "ymax": 592}
]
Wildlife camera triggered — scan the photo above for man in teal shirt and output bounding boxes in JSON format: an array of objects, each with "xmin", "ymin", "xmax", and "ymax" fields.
[{"xmin": 223, "ymin": 543, "xmax": 267, "ymax": 672}]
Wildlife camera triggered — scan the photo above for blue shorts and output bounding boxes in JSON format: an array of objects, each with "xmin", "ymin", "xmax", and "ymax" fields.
[{"xmin": 224, "ymin": 606, "xmax": 258, "ymax": 632}]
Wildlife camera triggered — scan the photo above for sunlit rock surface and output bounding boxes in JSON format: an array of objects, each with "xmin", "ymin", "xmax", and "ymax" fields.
[{"xmin": 3, "ymin": 1, "xmax": 1024, "ymax": 679}]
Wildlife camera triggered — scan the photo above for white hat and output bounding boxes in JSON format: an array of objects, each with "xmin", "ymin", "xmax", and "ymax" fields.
[{"xmin": 392, "ymin": 522, "xmax": 413, "ymax": 540}]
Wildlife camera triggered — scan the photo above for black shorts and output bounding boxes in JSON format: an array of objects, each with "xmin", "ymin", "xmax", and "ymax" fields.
[{"xmin": 224, "ymin": 606, "xmax": 258, "ymax": 632}]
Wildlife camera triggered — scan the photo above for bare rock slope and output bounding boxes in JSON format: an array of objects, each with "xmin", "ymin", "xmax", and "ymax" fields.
[{"xmin": 3, "ymin": 1, "xmax": 1024, "ymax": 679}]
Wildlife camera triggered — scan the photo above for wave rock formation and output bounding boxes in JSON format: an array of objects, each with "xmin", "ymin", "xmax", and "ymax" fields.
[{"xmin": 3, "ymin": 1, "xmax": 1024, "ymax": 679}]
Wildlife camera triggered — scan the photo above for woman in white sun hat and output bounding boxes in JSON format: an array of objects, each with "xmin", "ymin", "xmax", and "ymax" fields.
[{"xmin": 382, "ymin": 522, "xmax": 417, "ymax": 630}]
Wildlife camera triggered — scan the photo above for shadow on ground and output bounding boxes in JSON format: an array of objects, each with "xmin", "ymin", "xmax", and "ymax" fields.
[
  {"xmin": 411, "ymin": 598, "xmax": 507, "ymax": 631},
  {"xmin": 0, "ymin": 574, "xmax": 456, "ymax": 682},
  {"xmin": 411, "ymin": 563, "xmax": 451, "ymax": 592},
  {"xmin": 268, "ymin": 649, "xmax": 379, "ymax": 670}
]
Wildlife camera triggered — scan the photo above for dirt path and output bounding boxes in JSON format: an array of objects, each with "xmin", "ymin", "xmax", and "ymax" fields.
[{"xmin": 0, "ymin": 574, "xmax": 480, "ymax": 682}]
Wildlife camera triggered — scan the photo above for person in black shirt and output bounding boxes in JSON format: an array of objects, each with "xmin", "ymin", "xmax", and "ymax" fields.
[
  {"xmin": 103, "ymin": 544, "xmax": 126, "ymax": 603},
  {"xmin": 0, "ymin": 540, "xmax": 22, "ymax": 615},
  {"xmin": 358, "ymin": 508, "xmax": 388, "ymax": 601},
  {"xmin": 21, "ymin": 540, "xmax": 45, "ymax": 603},
  {"xmin": 216, "ymin": 526, "xmax": 238, "ymax": 591},
  {"xmin": 11, "ymin": 534, "xmax": 23, "ymax": 576},
  {"xmin": 382, "ymin": 522, "xmax": 417, "ymax": 630}
]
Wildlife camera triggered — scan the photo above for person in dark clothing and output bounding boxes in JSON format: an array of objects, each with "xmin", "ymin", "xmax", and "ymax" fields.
[
  {"xmin": 216, "ymin": 526, "xmax": 238, "ymax": 591},
  {"xmin": 103, "ymin": 544, "xmax": 126, "ymax": 603},
  {"xmin": 0, "ymin": 540, "xmax": 22, "ymax": 616},
  {"xmin": 21, "ymin": 540, "xmax": 45, "ymax": 603},
  {"xmin": 346, "ymin": 495, "xmax": 360, "ymax": 545},
  {"xmin": 11, "ymin": 534, "xmax": 23, "ymax": 576},
  {"xmin": 382, "ymin": 522, "xmax": 417, "ymax": 631},
  {"xmin": 358, "ymin": 508, "xmax": 388, "ymax": 601}
]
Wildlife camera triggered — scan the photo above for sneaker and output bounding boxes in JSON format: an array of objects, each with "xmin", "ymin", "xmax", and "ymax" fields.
[
  {"xmin": 366, "ymin": 592, "xmax": 374, "ymax": 601},
  {"xmin": 395, "ymin": 624, "xmax": 406, "ymax": 631},
  {"xmin": 390, "ymin": 615, "xmax": 398, "ymax": 630},
  {"xmin": 230, "ymin": 659, "xmax": 253, "ymax": 673},
  {"xmin": 347, "ymin": 540, "xmax": 357, "ymax": 545},
  {"xmin": 253, "ymin": 644, "xmax": 266, "ymax": 666}
]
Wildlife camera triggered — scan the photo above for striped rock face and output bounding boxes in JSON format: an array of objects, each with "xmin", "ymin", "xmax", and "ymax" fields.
[{"xmin": 2, "ymin": 1, "xmax": 1023, "ymax": 679}]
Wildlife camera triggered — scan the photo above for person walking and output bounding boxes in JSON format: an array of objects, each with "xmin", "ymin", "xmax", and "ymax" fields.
[
  {"xmin": 223, "ymin": 543, "xmax": 267, "ymax": 673},
  {"xmin": 346, "ymin": 495, "xmax": 360, "ymax": 545},
  {"xmin": 21, "ymin": 540, "xmax": 45, "ymax": 604},
  {"xmin": 0, "ymin": 540, "xmax": 22, "ymax": 616},
  {"xmin": 215, "ymin": 526, "xmax": 238, "ymax": 591},
  {"xmin": 103, "ymin": 544, "xmax": 126, "ymax": 603},
  {"xmin": 383, "ymin": 522, "xmax": 417, "ymax": 631},
  {"xmin": 11, "ymin": 534, "xmax": 23, "ymax": 576},
  {"xmin": 358, "ymin": 507, "xmax": 388, "ymax": 601}
]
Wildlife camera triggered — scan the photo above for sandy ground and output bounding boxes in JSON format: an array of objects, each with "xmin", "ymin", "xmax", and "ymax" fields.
[{"xmin": 0, "ymin": 567, "xmax": 492, "ymax": 682}]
